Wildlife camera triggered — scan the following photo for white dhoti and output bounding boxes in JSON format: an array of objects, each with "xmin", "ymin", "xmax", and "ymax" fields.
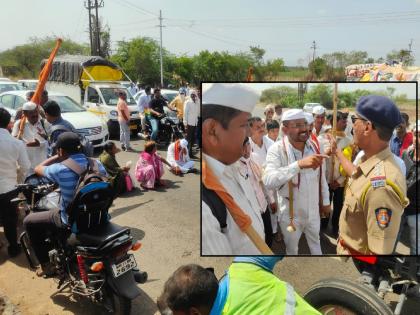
[
  {"xmin": 169, "ymin": 160, "xmax": 195, "ymax": 173},
  {"xmin": 279, "ymin": 214, "xmax": 322, "ymax": 255}
]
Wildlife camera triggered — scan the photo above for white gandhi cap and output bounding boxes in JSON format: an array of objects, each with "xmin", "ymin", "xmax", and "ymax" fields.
[
  {"xmin": 304, "ymin": 112, "xmax": 314, "ymax": 124},
  {"xmin": 312, "ymin": 105, "xmax": 326, "ymax": 115},
  {"xmin": 22, "ymin": 101, "xmax": 37, "ymax": 111},
  {"xmin": 202, "ymin": 83, "xmax": 260, "ymax": 113},
  {"xmin": 282, "ymin": 109, "xmax": 306, "ymax": 121}
]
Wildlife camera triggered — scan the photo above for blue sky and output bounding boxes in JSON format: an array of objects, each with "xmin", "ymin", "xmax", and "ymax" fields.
[{"xmin": 2, "ymin": 0, "xmax": 420, "ymax": 66}]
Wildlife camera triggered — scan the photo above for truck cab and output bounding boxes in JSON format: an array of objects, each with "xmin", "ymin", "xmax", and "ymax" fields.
[{"xmin": 84, "ymin": 82, "xmax": 140, "ymax": 137}]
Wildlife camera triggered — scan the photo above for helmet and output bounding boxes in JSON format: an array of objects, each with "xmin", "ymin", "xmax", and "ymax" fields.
[{"xmin": 179, "ymin": 88, "xmax": 187, "ymax": 95}]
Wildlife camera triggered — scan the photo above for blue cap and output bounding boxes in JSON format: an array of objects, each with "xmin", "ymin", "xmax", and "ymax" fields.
[{"xmin": 356, "ymin": 95, "xmax": 402, "ymax": 129}]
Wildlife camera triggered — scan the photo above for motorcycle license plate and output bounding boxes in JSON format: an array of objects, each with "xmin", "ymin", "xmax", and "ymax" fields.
[
  {"xmin": 111, "ymin": 254, "xmax": 137, "ymax": 278},
  {"xmin": 129, "ymin": 124, "xmax": 137, "ymax": 130}
]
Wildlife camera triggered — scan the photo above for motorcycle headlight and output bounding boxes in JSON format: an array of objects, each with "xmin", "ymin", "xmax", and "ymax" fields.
[{"xmin": 110, "ymin": 110, "xmax": 118, "ymax": 117}]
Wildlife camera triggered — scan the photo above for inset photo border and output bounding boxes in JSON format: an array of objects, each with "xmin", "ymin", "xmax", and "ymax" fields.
[{"xmin": 201, "ymin": 81, "xmax": 418, "ymax": 257}]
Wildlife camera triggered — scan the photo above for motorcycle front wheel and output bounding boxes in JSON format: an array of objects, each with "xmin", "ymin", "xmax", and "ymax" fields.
[{"xmin": 303, "ymin": 278, "xmax": 393, "ymax": 315}]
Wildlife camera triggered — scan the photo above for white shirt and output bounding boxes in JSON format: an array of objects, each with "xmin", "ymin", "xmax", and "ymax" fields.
[
  {"xmin": 263, "ymin": 138, "xmax": 330, "ymax": 224},
  {"xmin": 12, "ymin": 118, "xmax": 49, "ymax": 174},
  {"xmin": 202, "ymin": 154, "xmax": 265, "ymax": 255},
  {"xmin": 249, "ymin": 136, "xmax": 273, "ymax": 167},
  {"xmin": 137, "ymin": 93, "xmax": 151, "ymax": 113},
  {"xmin": 166, "ymin": 142, "xmax": 190, "ymax": 166},
  {"xmin": 183, "ymin": 99, "xmax": 199, "ymax": 126},
  {"xmin": 0, "ymin": 128, "xmax": 30, "ymax": 194}
]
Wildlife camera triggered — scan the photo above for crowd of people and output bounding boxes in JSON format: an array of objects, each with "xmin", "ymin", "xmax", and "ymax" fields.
[
  {"xmin": 202, "ymin": 83, "xmax": 418, "ymax": 256},
  {"xmin": 0, "ymin": 86, "xmax": 200, "ymax": 275}
]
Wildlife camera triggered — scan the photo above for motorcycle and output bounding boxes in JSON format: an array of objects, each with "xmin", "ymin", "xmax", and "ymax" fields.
[
  {"xmin": 13, "ymin": 174, "xmax": 148, "ymax": 315},
  {"xmin": 303, "ymin": 256, "xmax": 420, "ymax": 315},
  {"xmin": 142, "ymin": 108, "xmax": 183, "ymax": 145}
]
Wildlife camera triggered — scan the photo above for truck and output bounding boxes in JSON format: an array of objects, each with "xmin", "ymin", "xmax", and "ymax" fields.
[{"xmin": 42, "ymin": 55, "xmax": 140, "ymax": 137}]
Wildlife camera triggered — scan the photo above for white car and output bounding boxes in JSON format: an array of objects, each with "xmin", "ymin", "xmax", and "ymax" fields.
[
  {"xmin": 0, "ymin": 90, "xmax": 109, "ymax": 148},
  {"xmin": 18, "ymin": 79, "xmax": 38, "ymax": 90},
  {"xmin": 303, "ymin": 102, "xmax": 322, "ymax": 113},
  {"xmin": 0, "ymin": 81, "xmax": 22, "ymax": 94}
]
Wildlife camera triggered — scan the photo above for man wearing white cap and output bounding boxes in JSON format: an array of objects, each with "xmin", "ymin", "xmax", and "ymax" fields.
[
  {"xmin": 166, "ymin": 138, "xmax": 197, "ymax": 174},
  {"xmin": 263, "ymin": 109, "xmax": 331, "ymax": 255},
  {"xmin": 12, "ymin": 101, "xmax": 50, "ymax": 174},
  {"xmin": 312, "ymin": 105, "xmax": 327, "ymax": 137},
  {"xmin": 201, "ymin": 83, "xmax": 265, "ymax": 255}
]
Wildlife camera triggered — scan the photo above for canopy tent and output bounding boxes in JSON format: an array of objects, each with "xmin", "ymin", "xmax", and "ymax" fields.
[
  {"xmin": 41, "ymin": 55, "xmax": 123, "ymax": 88},
  {"xmin": 346, "ymin": 63, "xmax": 420, "ymax": 82}
]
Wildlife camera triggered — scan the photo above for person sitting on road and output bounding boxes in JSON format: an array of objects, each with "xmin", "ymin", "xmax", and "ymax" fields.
[
  {"xmin": 148, "ymin": 88, "xmax": 166, "ymax": 142},
  {"xmin": 99, "ymin": 141, "xmax": 131, "ymax": 196},
  {"xmin": 166, "ymin": 138, "xmax": 197, "ymax": 175},
  {"xmin": 134, "ymin": 140, "xmax": 173, "ymax": 190},
  {"xmin": 157, "ymin": 256, "xmax": 321, "ymax": 315},
  {"xmin": 23, "ymin": 132, "xmax": 107, "ymax": 277}
]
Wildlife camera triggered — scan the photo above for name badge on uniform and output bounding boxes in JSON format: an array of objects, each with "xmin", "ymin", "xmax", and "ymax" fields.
[
  {"xmin": 375, "ymin": 208, "xmax": 392, "ymax": 228},
  {"xmin": 371, "ymin": 176, "xmax": 386, "ymax": 188}
]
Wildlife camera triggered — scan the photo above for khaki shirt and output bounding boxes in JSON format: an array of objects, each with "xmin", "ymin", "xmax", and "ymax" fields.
[{"xmin": 338, "ymin": 147, "xmax": 408, "ymax": 255}]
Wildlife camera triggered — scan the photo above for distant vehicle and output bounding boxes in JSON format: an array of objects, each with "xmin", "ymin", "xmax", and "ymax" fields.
[
  {"xmin": 42, "ymin": 55, "xmax": 140, "ymax": 137},
  {"xmin": 303, "ymin": 102, "xmax": 322, "ymax": 113},
  {"xmin": 0, "ymin": 77, "xmax": 12, "ymax": 82},
  {"xmin": 18, "ymin": 79, "xmax": 38, "ymax": 90},
  {"xmin": 0, "ymin": 81, "xmax": 22, "ymax": 93},
  {"xmin": 0, "ymin": 90, "xmax": 109, "ymax": 148}
]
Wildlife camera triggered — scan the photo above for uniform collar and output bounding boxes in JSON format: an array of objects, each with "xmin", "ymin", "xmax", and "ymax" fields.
[{"xmin": 358, "ymin": 147, "xmax": 392, "ymax": 177}]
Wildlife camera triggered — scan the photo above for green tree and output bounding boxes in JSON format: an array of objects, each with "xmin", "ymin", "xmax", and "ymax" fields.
[
  {"xmin": 0, "ymin": 36, "xmax": 89, "ymax": 78},
  {"xmin": 304, "ymin": 84, "xmax": 333, "ymax": 109},
  {"xmin": 260, "ymin": 86, "xmax": 300, "ymax": 108},
  {"xmin": 308, "ymin": 57, "xmax": 327, "ymax": 79},
  {"xmin": 111, "ymin": 37, "xmax": 169, "ymax": 86},
  {"xmin": 386, "ymin": 49, "xmax": 415, "ymax": 66}
]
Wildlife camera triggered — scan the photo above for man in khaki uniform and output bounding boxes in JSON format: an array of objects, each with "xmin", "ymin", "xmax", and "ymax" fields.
[{"xmin": 332, "ymin": 95, "xmax": 408, "ymax": 255}]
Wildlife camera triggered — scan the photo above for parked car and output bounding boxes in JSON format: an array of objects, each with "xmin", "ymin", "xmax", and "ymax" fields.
[
  {"xmin": 0, "ymin": 81, "xmax": 22, "ymax": 93},
  {"xmin": 0, "ymin": 77, "xmax": 12, "ymax": 82},
  {"xmin": 303, "ymin": 102, "xmax": 322, "ymax": 113},
  {"xmin": 0, "ymin": 90, "xmax": 109, "ymax": 148},
  {"xmin": 18, "ymin": 79, "xmax": 38, "ymax": 90}
]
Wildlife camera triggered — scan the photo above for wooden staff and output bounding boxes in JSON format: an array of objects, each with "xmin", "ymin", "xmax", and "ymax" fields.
[
  {"xmin": 202, "ymin": 159, "xmax": 273, "ymax": 255},
  {"xmin": 330, "ymin": 83, "xmax": 338, "ymax": 183}
]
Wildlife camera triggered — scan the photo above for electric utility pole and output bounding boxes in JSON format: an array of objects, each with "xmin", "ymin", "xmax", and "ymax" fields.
[
  {"xmin": 158, "ymin": 10, "xmax": 164, "ymax": 87},
  {"xmin": 85, "ymin": 0, "xmax": 104, "ymax": 56},
  {"xmin": 311, "ymin": 40, "xmax": 317, "ymax": 63}
]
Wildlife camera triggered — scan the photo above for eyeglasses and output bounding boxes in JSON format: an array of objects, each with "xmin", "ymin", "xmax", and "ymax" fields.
[{"xmin": 351, "ymin": 115, "xmax": 367, "ymax": 124}]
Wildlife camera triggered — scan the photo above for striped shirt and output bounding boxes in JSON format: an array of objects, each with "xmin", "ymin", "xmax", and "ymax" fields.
[{"xmin": 44, "ymin": 153, "xmax": 107, "ymax": 225}]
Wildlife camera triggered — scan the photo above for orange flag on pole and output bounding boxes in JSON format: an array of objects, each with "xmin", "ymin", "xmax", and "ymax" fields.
[
  {"xmin": 17, "ymin": 38, "xmax": 62, "ymax": 139},
  {"xmin": 31, "ymin": 38, "xmax": 62, "ymax": 105},
  {"xmin": 202, "ymin": 158, "xmax": 273, "ymax": 255}
]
